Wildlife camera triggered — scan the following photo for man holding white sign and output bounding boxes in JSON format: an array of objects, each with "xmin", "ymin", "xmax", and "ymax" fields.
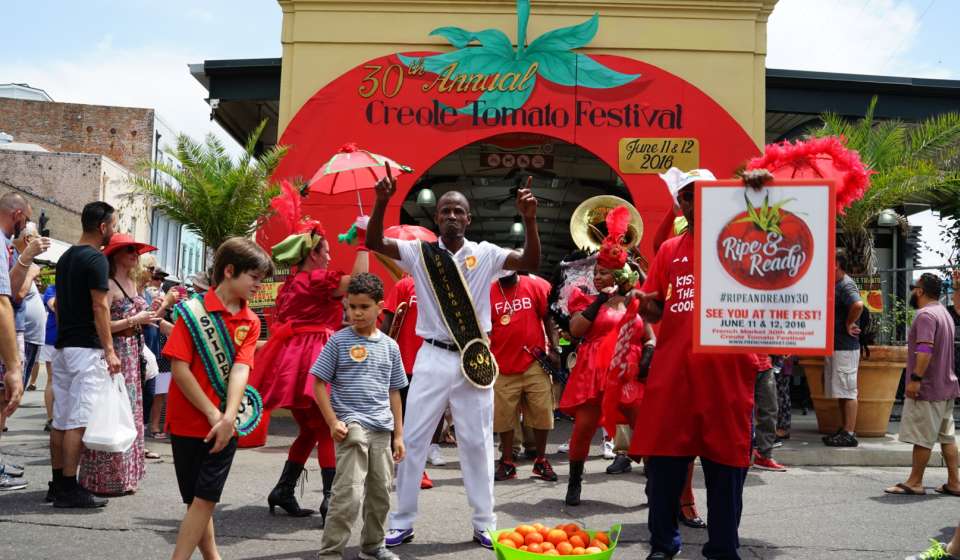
[{"xmin": 631, "ymin": 168, "xmax": 756, "ymax": 560}]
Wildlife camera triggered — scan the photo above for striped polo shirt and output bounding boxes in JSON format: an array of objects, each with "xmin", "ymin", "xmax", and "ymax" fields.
[{"xmin": 310, "ymin": 326, "xmax": 408, "ymax": 432}]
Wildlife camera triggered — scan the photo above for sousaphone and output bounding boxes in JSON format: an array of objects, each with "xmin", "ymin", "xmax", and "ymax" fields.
[{"xmin": 570, "ymin": 195, "xmax": 644, "ymax": 252}]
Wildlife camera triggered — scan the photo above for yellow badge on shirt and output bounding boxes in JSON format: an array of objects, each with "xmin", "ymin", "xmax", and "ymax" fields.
[
  {"xmin": 464, "ymin": 255, "xmax": 478, "ymax": 270},
  {"xmin": 234, "ymin": 325, "xmax": 250, "ymax": 345},
  {"xmin": 349, "ymin": 345, "xmax": 368, "ymax": 363}
]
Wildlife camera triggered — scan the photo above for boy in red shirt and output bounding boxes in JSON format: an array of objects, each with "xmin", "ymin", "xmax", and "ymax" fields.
[{"xmin": 162, "ymin": 238, "xmax": 273, "ymax": 560}]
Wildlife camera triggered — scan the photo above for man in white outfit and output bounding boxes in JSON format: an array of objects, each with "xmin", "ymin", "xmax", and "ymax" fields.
[{"xmin": 366, "ymin": 173, "xmax": 540, "ymax": 549}]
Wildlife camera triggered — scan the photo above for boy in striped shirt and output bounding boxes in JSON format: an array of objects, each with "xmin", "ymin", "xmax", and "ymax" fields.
[{"xmin": 312, "ymin": 273, "xmax": 407, "ymax": 560}]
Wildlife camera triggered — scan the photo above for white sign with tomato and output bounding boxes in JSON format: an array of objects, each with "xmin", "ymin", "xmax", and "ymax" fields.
[{"xmin": 694, "ymin": 181, "xmax": 836, "ymax": 355}]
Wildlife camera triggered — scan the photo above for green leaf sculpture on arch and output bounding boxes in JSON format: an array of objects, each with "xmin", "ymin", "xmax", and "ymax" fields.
[{"xmin": 399, "ymin": 0, "xmax": 641, "ymax": 114}]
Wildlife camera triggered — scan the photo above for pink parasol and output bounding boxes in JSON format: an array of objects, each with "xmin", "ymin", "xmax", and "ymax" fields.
[
  {"xmin": 383, "ymin": 225, "xmax": 437, "ymax": 243},
  {"xmin": 746, "ymin": 136, "xmax": 872, "ymax": 213},
  {"xmin": 374, "ymin": 225, "xmax": 437, "ymax": 280},
  {"xmin": 308, "ymin": 143, "xmax": 412, "ymax": 196}
]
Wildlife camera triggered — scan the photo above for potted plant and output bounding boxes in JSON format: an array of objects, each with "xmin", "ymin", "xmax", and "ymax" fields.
[{"xmin": 798, "ymin": 98, "xmax": 960, "ymax": 436}]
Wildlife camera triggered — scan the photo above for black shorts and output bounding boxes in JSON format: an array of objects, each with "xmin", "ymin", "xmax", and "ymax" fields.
[{"xmin": 170, "ymin": 434, "xmax": 238, "ymax": 504}]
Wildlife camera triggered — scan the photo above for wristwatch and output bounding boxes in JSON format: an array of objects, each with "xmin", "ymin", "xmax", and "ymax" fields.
[{"xmin": 910, "ymin": 373, "xmax": 924, "ymax": 382}]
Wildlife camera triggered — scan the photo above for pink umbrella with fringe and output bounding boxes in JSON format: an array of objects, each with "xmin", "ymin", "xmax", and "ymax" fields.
[{"xmin": 745, "ymin": 136, "xmax": 872, "ymax": 213}]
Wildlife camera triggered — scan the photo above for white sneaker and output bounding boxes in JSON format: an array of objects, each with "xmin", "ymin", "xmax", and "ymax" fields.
[
  {"xmin": 557, "ymin": 441, "xmax": 569, "ymax": 454},
  {"xmin": 602, "ymin": 440, "xmax": 616, "ymax": 460},
  {"xmin": 427, "ymin": 444, "xmax": 446, "ymax": 466}
]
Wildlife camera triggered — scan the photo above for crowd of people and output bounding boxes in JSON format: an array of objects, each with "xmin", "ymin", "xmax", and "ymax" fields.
[{"xmin": 0, "ymin": 160, "xmax": 958, "ymax": 560}]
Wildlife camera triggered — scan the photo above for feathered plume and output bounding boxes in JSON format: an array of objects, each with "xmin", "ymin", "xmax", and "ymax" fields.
[
  {"xmin": 269, "ymin": 180, "xmax": 302, "ymax": 236},
  {"xmin": 605, "ymin": 206, "xmax": 631, "ymax": 244},
  {"xmin": 746, "ymin": 136, "xmax": 872, "ymax": 214}
]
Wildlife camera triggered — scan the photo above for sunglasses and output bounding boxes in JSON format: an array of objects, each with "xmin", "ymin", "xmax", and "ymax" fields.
[{"xmin": 123, "ymin": 246, "xmax": 139, "ymax": 253}]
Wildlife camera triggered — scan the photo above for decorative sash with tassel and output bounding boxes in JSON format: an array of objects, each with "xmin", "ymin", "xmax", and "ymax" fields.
[
  {"xmin": 176, "ymin": 296, "xmax": 264, "ymax": 436},
  {"xmin": 419, "ymin": 242, "xmax": 499, "ymax": 388}
]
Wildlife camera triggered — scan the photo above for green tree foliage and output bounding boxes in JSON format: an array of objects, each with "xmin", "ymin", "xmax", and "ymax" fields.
[
  {"xmin": 128, "ymin": 120, "xmax": 287, "ymax": 256},
  {"xmin": 813, "ymin": 97, "xmax": 960, "ymax": 273}
]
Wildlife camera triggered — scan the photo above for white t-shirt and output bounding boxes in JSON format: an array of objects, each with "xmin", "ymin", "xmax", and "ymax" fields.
[
  {"xmin": 396, "ymin": 238, "xmax": 511, "ymax": 341},
  {"xmin": 22, "ymin": 282, "xmax": 46, "ymax": 345}
]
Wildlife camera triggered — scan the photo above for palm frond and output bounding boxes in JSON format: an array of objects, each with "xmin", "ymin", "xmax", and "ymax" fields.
[
  {"xmin": 906, "ymin": 112, "xmax": 960, "ymax": 164},
  {"xmin": 127, "ymin": 121, "xmax": 287, "ymax": 254}
]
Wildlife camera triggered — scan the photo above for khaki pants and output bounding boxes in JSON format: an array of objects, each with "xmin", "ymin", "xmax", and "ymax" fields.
[
  {"xmin": 613, "ymin": 424, "xmax": 632, "ymax": 454},
  {"xmin": 318, "ymin": 423, "xmax": 394, "ymax": 554}
]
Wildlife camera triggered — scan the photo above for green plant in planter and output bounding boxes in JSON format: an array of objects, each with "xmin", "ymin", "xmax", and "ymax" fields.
[
  {"xmin": 813, "ymin": 97, "xmax": 960, "ymax": 275},
  {"xmin": 875, "ymin": 294, "xmax": 916, "ymax": 345}
]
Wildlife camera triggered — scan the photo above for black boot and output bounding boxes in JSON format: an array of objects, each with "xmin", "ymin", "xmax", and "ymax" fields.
[
  {"xmin": 319, "ymin": 467, "xmax": 335, "ymax": 528},
  {"xmin": 565, "ymin": 461, "xmax": 584, "ymax": 506},
  {"xmin": 267, "ymin": 461, "xmax": 315, "ymax": 517}
]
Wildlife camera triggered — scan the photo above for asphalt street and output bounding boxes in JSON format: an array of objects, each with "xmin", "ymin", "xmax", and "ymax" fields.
[{"xmin": 1, "ymin": 389, "xmax": 957, "ymax": 559}]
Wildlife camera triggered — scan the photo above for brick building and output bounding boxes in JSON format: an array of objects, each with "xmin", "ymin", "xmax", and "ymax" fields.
[
  {"xmin": 0, "ymin": 90, "xmax": 204, "ymax": 279},
  {"xmin": 0, "ymin": 145, "xmax": 148, "ymax": 243},
  {"xmin": 0, "ymin": 97, "xmax": 156, "ymax": 171}
]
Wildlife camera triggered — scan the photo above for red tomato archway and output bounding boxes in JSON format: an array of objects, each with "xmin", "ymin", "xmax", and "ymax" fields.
[{"xmin": 261, "ymin": 52, "xmax": 759, "ymax": 280}]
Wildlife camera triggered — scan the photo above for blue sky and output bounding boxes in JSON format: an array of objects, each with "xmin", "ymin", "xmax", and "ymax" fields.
[{"xmin": 3, "ymin": 0, "xmax": 958, "ymax": 264}]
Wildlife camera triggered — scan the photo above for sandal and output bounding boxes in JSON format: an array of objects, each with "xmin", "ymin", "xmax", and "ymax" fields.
[
  {"xmin": 884, "ymin": 482, "xmax": 925, "ymax": 495},
  {"xmin": 144, "ymin": 450, "xmax": 161, "ymax": 459},
  {"xmin": 935, "ymin": 485, "xmax": 960, "ymax": 497},
  {"xmin": 149, "ymin": 431, "xmax": 168, "ymax": 440}
]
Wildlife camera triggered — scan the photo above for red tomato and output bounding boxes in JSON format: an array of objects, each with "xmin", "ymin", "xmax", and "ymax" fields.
[{"xmin": 716, "ymin": 205, "xmax": 813, "ymax": 290}]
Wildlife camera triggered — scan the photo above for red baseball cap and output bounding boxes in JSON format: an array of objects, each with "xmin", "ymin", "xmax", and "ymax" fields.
[{"xmin": 102, "ymin": 233, "xmax": 157, "ymax": 258}]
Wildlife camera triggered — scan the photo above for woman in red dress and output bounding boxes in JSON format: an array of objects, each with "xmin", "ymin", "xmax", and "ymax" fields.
[
  {"xmin": 253, "ymin": 184, "xmax": 367, "ymax": 524},
  {"xmin": 559, "ymin": 207, "xmax": 653, "ymax": 506}
]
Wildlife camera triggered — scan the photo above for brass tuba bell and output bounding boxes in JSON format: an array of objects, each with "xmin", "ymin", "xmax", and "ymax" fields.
[{"xmin": 570, "ymin": 195, "xmax": 644, "ymax": 251}]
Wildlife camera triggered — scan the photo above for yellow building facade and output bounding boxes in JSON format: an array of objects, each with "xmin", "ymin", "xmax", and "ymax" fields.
[{"xmin": 276, "ymin": 0, "xmax": 778, "ymax": 148}]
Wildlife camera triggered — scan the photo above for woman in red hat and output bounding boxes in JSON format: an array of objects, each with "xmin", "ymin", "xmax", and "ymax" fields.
[
  {"xmin": 250, "ymin": 183, "xmax": 367, "ymax": 524},
  {"xmin": 79, "ymin": 233, "xmax": 160, "ymax": 495},
  {"xmin": 558, "ymin": 207, "xmax": 654, "ymax": 506}
]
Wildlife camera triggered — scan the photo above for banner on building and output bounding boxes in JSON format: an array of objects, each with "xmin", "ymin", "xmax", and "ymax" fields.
[{"xmin": 694, "ymin": 180, "xmax": 836, "ymax": 355}]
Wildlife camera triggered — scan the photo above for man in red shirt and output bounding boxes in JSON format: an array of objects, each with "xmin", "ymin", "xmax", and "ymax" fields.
[
  {"xmin": 633, "ymin": 170, "xmax": 757, "ymax": 560},
  {"xmin": 382, "ymin": 275, "xmax": 445, "ymax": 488},
  {"xmin": 489, "ymin": 272, "xmax": 559, "ymax": 482}
]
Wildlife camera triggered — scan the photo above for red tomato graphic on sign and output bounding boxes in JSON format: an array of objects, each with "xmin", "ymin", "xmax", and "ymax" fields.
[{"xmin": 716, "ymin": 193, "xmax": 814, "ymax": 290}]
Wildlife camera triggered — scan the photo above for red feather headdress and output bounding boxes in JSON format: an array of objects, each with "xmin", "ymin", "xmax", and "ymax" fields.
[
  {"xmin": 269, "ymin": 180, "xmax": 325, "ymax": 238},
  {"xmin": 597, "ymin": 206, "xmax": 630, "ymax": 270}
]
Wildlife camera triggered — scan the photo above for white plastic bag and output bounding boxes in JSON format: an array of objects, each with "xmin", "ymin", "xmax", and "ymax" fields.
[
  {"xmin": 142, "ymin": 345, "xmax": 159, "ymax": 381},
  {"xmin": 82, "ymin": 375, "xmax": 137, "ymax": 453}
]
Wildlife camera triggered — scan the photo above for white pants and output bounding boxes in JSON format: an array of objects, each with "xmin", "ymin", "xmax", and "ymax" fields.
[{"xmin": 388, "ymin": 343, "xmax": 496, "ymax": 532}]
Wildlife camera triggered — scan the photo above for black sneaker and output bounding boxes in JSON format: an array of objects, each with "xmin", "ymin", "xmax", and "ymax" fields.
[
  {"xmin": 646, "ymin": 552, "xmax": 675, "ymax": 559},
  {"xmin": 606, "ymin": 454, "xmax": 633, "ymax": 474},
  {"xmin": 54, "ymin": 487, "xmax": 108, "ymax": 508},
  {"xmin": 823, "ymin": 431, "xmax": 858, "ymax": 447},
  {"xmin": 45, "ymin": 481, "xmax": 56, "ymax": 503},
  {"xmin": 532, "ymin": 457, "xmax": 558, "ymax": 481},
  {"xmin": 494, "ymin": 460, "xmax": 517, "ymax": 481},
  {"xmin": 820, "ymin": 427, "xmax": 843, "ymax": 444}
]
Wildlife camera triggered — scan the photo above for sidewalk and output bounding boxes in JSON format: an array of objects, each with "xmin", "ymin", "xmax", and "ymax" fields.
[{"xmin": 776, "ymin": 411, "xmax": 949, "ymax": 467}]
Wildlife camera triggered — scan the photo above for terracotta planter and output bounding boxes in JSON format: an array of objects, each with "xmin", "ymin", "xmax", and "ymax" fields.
[{"xmin": 799, "ymin": 345, "xmax": 906, "ymax": 437}]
